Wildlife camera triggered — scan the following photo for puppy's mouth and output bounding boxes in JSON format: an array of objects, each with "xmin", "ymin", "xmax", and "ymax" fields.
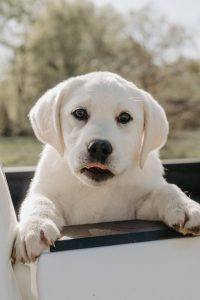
[{"xmin": 81, "ymin": 162, "xmax": 114, "ymax": 182}]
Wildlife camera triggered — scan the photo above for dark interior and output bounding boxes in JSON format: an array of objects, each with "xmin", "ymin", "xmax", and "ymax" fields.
[{"xmin": 5, "ymin": 161, "xmax": 200, "ymax": 215}]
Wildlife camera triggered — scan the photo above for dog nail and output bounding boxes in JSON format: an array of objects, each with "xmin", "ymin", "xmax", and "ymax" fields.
[
  {"xmin": 21, "ymin": 257, "xmax": 25, "ymax": 264},
  {"xmin": 11, "ymin": 257, "xmax": 16, "ymax": 265},
  {"xmin": 31, "ymin": 254, "xmax": 36, "ymax": 262}
]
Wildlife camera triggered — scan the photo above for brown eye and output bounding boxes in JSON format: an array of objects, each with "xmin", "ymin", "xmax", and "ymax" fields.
[
  {"xmin": 117, "ymin": 112, "xmax": 132, "ymax": 124},
  {"xmin": 72, "ymin": 108, "xmax": 89, "ymax": 121}
]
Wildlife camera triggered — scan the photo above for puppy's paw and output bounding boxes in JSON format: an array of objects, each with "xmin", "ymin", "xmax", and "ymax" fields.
[
  {"xmin": 165, "ymin": 199, "xmax": 200, "ymax": 236},
  {"xmin": 12, "ymin": 218, "xmax": 60, "ymax": 263}
]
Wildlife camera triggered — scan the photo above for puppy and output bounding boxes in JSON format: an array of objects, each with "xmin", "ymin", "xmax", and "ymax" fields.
[{"xmin": 13, "ymin": 72, "xmax": 200, "ymax": 262}]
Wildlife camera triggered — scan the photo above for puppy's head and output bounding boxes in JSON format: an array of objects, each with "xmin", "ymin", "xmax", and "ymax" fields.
[{"xmin": 29, "ymin": 72, "xmax": 168, "ymax": 186}]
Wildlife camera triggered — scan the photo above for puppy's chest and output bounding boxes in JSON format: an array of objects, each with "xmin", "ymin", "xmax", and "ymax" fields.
[{"xmin": 60, "ymin": 186, "xmax": 140, "ymax": 225}]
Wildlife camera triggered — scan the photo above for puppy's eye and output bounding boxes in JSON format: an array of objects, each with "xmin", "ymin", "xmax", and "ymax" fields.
[
  {"xmin": 117, "ymin": 112, "xmax": 132, "ymax": 124},
  {"xmin": 72, "ymin": 108, "xmax": 89, "ymax": 121}
]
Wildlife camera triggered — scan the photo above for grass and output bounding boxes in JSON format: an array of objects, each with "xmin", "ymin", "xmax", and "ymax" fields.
[
  {"xmin": 0, "ymin": 136, "xmax": 42, "ymax": 166},
  {"xmin": 0, "ymin": 129, "xmax": 200, "ymax": 167},
  {"xmin": 161, "ymin": 129, "xmax": 200, "ymax": 160}
]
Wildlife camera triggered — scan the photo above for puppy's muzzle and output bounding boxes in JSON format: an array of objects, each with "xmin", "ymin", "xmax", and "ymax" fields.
[
  {"xmin": 80, "ymin": 139, "xmax": 114, "ymax": 183},
  {"xmin": 87, "ymin": 139, "xmax": 112, "ymax": 163}
]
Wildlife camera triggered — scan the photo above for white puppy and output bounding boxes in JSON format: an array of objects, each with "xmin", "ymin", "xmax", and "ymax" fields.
[{"xmin": 13, "ymin": 72, "xmax": 200, "ymax": 262}]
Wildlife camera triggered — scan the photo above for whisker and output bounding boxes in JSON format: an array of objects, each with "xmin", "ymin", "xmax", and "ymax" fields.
[{"xmin": 128, "ymin": 97, "xmax": 144, "ymax": 102}]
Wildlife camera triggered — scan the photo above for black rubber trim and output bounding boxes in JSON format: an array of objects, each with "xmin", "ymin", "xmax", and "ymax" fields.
[{"xmin": 50, "ymin": 228, "xmax": 185, "ymax": 253}]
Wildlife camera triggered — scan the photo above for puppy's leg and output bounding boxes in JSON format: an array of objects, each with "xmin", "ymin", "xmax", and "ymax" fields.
[
  {"xmin": 136, "ymin": 184, "xmax": 200, "ymax": 235},
  {"xmin": 13, "ymin": 195, "xmax": 65, "ymax": 263}
]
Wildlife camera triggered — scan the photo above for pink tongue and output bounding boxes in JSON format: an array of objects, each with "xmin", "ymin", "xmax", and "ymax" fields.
[{"xmin": 87, "ymin": 162, "xmax": 108, "ymax": 170}]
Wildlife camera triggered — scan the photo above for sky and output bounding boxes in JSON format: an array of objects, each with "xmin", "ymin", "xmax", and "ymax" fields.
[{"xmin": 93, "ymin": 0, "xmax": 200, "ymax": 30}]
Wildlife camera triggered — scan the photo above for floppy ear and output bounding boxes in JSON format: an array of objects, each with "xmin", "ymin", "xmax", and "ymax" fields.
[
  {"xmin": 140, "ymin": 91, "xmax": 169, "ymax": 169},
  {"xmin": 29, "ymin": 82, "xmax": 67, "ymax": 156}
]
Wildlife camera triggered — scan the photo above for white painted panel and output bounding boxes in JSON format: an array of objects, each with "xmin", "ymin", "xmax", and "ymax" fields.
[
  {"xmin": 37, "ymin": 237, "xmax": 200, "ymax": 300},
  {"xmin": 0, "ymin": 167, "xmax": 22, "ymax": 300}
]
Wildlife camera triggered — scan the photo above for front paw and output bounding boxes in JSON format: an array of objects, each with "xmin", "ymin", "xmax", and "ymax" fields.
[
  {"xmin": 165, "ymin": 200, "xmax": 200, "ymax": 236},
  {"xmin": 12, "ymin": 217, "xmax": 60, "ymax": 263}
]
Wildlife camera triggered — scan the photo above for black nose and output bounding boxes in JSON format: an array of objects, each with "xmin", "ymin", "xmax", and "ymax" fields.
[{"xmin": 87, "ymin": 139, "xmax": 113, "ymax": 163}]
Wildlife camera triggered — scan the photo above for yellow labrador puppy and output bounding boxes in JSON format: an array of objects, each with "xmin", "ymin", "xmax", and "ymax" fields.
[{"xmin": 13, "ymin": 72, "xmax": 200, "ymax": 262}]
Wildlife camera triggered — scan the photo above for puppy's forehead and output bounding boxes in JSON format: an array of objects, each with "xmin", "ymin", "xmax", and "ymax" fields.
[
  {"xmin": 85, "ymin": 75, "xmax": 133, "ymax": 100},
  {"xmin": 67, "ymin": 74, "xmax": 142, "ymax": 109}
]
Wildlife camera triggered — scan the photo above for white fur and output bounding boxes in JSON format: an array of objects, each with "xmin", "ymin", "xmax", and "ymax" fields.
[{"xmin": 13, "ymin": 72, "xmax": 200, "ymax": 262}]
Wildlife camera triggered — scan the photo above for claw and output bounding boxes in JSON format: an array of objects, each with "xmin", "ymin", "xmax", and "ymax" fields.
[
  {"xmin": 11, "ymin": 245, "xmax": 16, "ymax": 260},
  {"xmin": 183, "ymin": 212, "xmax": 190, "ymax": 227},
  {"xmin": 31, "ymin": 254, "xmax": 37, "ymax": 262},
  {"xmin": 187, "ymin": 226, "xmax": 200, "ymax": 236},
  {"xmin": 51, "ymin": 241, "xmax": 55, "ymax": 248},
  {"xmin": 21, "ymin": 257, "xmax": 25, "ymax": 264},
  {"xmin": 11, "ymin": 257, "xmax": 16, "ymax": 266},
  {"xmin": 40, "ymin": 230, "xmax": 52, "ymax": 246}
]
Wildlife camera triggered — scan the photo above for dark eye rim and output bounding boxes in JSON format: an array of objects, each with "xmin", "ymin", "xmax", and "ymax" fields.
[
  {"xmin": 72, "ymin": 108, "xmax": 89, "ymax": 121},
  {"xmin": 116, "ymin": 112, "xmax": 133, "ymax": 124}
]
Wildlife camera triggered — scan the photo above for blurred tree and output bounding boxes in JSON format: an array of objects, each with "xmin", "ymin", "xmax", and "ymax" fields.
[
  {"xmin": 24, "ymin": 0, "xmax": 153, "ymax": 92},
  {"xmin": 127, "ymin": 5, "xmax": 192, "ymax": 65},
  {"xmin": 0, "ymin": 0, "xmax": 39, "ymax": 134},
  {"xmin": 0, "ymin": 0, "xmax": 152, "ymax": 134},
  {"xmin": 153, "ymin": 58, "xmax": 200, "ymax": 130},
  {"xmin": 126, "ymin": 5, "xmax": 193, "ymax": 91},
  {"xmin": 0, "ymin": 103, "xmax": 12, "ymax": 136}
]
